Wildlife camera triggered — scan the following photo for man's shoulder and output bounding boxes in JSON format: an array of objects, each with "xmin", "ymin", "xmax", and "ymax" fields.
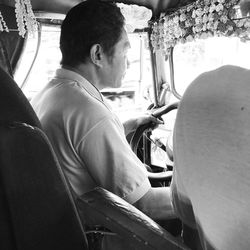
[{"xmin": 32, "ymin": 78, "xmax": 104, "ymax": 112}]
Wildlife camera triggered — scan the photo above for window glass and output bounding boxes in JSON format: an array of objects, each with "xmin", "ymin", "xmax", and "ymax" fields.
[
  {"xmin": 170, "ymin": 37, "xmax": 250, "ymax": 96},
  {"xmin": 14, "ymin": 24, "xmax": 153, "ymax": 119},
  {"xmin": 15, "ymin": 24, "xmax": 61, "ymax": 99}
]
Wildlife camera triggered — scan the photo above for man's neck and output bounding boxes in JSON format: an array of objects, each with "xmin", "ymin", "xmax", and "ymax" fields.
[{"xmin": 62, "ymin": 64, "xmax": 104, "ymax": 90}]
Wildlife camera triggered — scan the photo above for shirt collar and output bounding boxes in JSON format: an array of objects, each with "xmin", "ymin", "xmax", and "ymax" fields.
[{"xmin": 55, "ymin": 68, "xmax": 103, "ymax": 101}]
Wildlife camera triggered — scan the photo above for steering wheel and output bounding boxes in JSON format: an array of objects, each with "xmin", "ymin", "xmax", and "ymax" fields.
[{"xmin": 130, "ymin": 102, "xmax": 179, "ymax": 183}]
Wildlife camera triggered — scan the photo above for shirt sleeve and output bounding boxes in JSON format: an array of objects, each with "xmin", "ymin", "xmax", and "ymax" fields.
[{"xmin": 77, "ymin": 117, "xmax": 151, "ymax": 204}]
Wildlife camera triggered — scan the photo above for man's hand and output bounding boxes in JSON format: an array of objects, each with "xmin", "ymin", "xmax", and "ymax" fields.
[{"xmin": 123, "ymin": 113, "xmax": 164, "ymax": 136}]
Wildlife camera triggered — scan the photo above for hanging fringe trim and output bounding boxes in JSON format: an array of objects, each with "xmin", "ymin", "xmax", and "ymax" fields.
[{"xmin": 0, "ymin": 10, "xmax": 9, "ymax": 32}]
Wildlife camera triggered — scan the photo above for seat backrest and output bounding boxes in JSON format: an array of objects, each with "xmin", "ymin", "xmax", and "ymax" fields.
[
  {"xmin": 0, "ymin": 67, "xmax": 88, "ymax": 250},
  {"xmin": 174, "ymin": 65, "xmax": 250, "ymax": 250},
  {"xmin": 0, "ymin": 66, "xmax": 41, "ymax": 128}
]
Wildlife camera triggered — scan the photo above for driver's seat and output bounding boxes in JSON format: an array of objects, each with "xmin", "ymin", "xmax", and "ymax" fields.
[
  {"xmin": 0, "ymin": 65, "xmax": 89, "ymax": 250},
  {"xmin": 0, "ymin": 65, "xmax": 189, "ymax": 250}
]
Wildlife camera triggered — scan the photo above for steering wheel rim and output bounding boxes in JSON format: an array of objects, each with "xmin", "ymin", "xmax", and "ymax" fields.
[
  {"xmin": 130, "ymin": 102, "xmax": 179, "ymax": 183},
  {"xmin": 130, "ymin": 102, "xmax": 179, "ymax": 156}
]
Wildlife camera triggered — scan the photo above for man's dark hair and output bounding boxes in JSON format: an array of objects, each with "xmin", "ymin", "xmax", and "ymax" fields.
[{"xmin": 60, "ymin": 1, "xmax": 125, "ymax": 67}]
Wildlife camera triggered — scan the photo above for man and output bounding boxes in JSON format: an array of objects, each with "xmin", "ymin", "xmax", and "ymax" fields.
[{"xmin": 31, "ymin": 0, "xmax": 175, "ymax": 241}]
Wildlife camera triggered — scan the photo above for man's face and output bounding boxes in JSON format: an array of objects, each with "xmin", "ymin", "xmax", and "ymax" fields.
[{"xmin": 101, "ymin": 29, "xmax": 131, "ymax": 89}]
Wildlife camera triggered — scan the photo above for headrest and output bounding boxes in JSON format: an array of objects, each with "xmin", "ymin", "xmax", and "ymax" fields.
[
  {"xmin": 0, "ymin": 66, "xmax": 41, "ymax": 128},
  {"xmin": 174, "ymin": 65, "xmax": 250, "ymax": 249}
]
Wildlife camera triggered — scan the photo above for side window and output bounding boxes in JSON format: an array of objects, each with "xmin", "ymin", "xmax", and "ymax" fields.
[
  {"xmin": 14, "ymin": 25, "xmax": 153, "ymax": 119},
  {"xmin": 14, "ymin": 24, "xmax": 61, "ymax": 100}
]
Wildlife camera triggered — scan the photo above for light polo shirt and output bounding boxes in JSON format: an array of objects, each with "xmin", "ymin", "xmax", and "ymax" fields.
[
  {"xmin": 171, "ymin": 65, "xmax": 250, "ymax": 250},
  {"xmin": 31, "ymin": 68, "xmax": 151, "ymax": 204}
]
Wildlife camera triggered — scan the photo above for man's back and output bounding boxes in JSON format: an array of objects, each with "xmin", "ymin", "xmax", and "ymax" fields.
[{"xmin": 31, "ymin": 67, "xmax": 151, "ymax": 203}]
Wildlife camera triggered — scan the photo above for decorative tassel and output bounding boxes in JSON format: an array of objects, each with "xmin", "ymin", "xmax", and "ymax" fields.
[
  {"xmin": 15, "ymin": 0, "xmax": 37, "ymax": 37},
  {"xmin": 0, "ymin": 10, "xmax": 9, "ymax": 32}
]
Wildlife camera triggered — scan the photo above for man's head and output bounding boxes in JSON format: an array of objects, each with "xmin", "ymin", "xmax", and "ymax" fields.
[{"xmin": 60, "ymin": 1, "xmax": 125, "ymax": 67}]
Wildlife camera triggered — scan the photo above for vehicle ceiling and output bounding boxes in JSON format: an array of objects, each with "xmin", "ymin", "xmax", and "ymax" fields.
[
  {"xmin": 0, "ymin": 0, "xmax": 195, "ymax": 76},
  {"xmin": 1, "ymin": 0, "xmax": 195, "ymax": 17}
]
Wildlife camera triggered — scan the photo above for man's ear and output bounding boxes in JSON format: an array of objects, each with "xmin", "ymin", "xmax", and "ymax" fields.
[{"xmin": 90, "ymin": 44, "xmax": 103, "ymax": 67}]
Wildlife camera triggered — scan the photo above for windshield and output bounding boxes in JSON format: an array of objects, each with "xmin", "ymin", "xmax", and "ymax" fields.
[{"xmin": 170, "ymin": 36, "xmax": 250, "ymax": 96}]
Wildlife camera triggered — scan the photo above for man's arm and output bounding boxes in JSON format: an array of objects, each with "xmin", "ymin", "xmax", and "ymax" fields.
[
  {"xmin": 134, "ymin": 187, "xmax": 176, "ymax": 220},
  {"xmin": 79, "ymin": 116, "xmax": 174, "ymax": 219}
]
